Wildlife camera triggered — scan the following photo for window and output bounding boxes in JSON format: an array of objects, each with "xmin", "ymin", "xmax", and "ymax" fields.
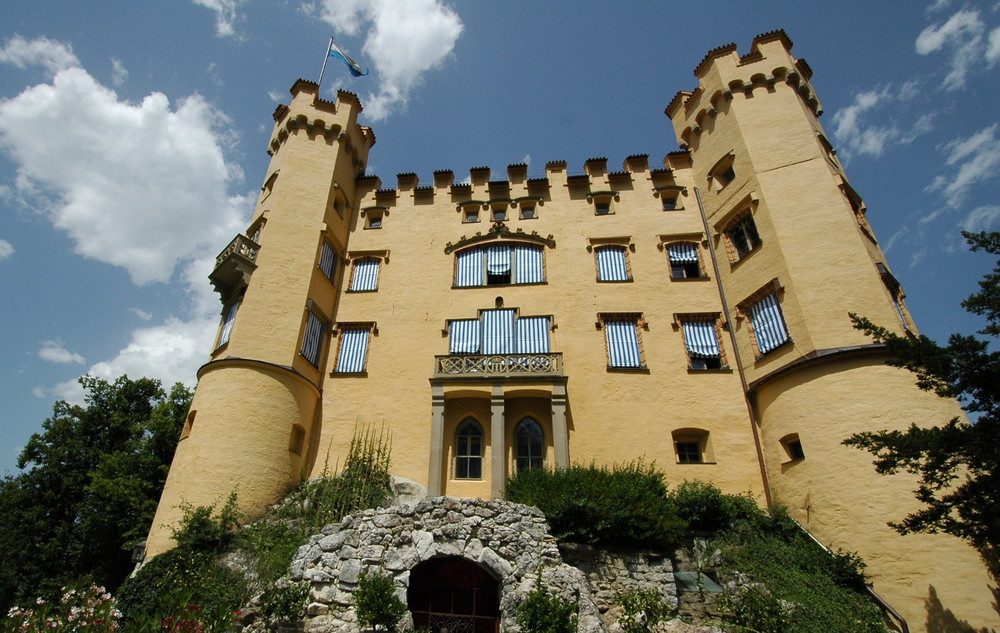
[
  {"xmin": 595, "ymin": 201, "xmax": 612, "ymax": 215},
  {"xmin": 672, "ymin": 428, "xmax": 711, "ymax": 464},
  {"xmin": 667, "ymin": 242, "xmax": 704, "ymax": 279},
  {"xmin": 318, "ymin": 240, "xmax": 337, "ymax": 282},
  {"xmin": 300, "ymin": 310, "xmax": 327, "ymax": 367},
  {"xmin": 365, "ymin": 211, "xmax": 383, "ymax": 229},
  {"xmin": 491, "ymin": 207, "xmax": 507, "ymax": 222},
  {"xmin": 333, "ymin": 324, "xmax": 372, "ymax": 373},
  {"xmin": 515, "ymin": 418, "xmax": 544, "ymax": 472},
  {"xmin": 781, "ymin": 434, "xmax": 805, "ymax": 461},
  {"xmin": 600, "ymin": 314, "xmax": 644, "ymax": 369},
  {"xmin": 464, "ymin": 209, "xmax": 480, "ymax": 223},
  {"xmin": 595, "ymin": 245, "xmax": 631, "ymax": 282},
  {"xmin": 217, "ymin": 299, "xmax": 240, "ymax": 348},
  {"xmin": 662, "ymin": 195, "xmax": 680, "ymax": 211},
  {"xmin": 877, "ymin": 263, "xmax": 910, "ymax": 330},
  {"xmin": 725, "ymin": 214, "xmax": 761, "ymax": 261},
  {"xmin": 709, "ymin": 153, "xmax": 736, "ymax": 189},
  {"xmin": 454, "ymin": 243, "xmax": 545, "ymax": 287},
  {"xmin": 747, "ymin": 292, "xmax": 790, "ymax": 356},
  {"xmin": 681, "ymin": 318, "xmax": 724, "ymax": 370},
  {"xmin": 676, "ymin": 442, "xmax": 702, "ymax": 464},
  {"xmin": 455, "ymin": 418, "xmax": 484, "ymax": 479},
  {"xmin": 349, "ymin": 258, "xmax": 380, "ymax": 291},
  {"xmin": 520, "ymin": 205, "xmax": 536, "ymax": 220},
  {"xmin": 448, "ymin": 309, "xmax": 551, "ymax": 355}
]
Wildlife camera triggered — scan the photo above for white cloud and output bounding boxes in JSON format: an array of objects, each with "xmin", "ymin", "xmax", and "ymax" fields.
[
  {"xmin": 830, "ymin": 85, "xmax": 929, "ymax": 159},
  {"xmin": 0, "ymin": 35, "xmax": 79, "ymax": 75},
  {"xmin": 0, "ymin": 238, "xmax": 12, "ymax": 261},
  {"xmin": 987, "ymin": 26, "xmax": 1000, "ymax": 64},
  {"xmin": 0, "ymin": 50, "xmax": 252, "ymax": 285},
  {"xmin": 191, "ymin": 0, "xmax": 246, "ymax": 38},
  {"xmin": 960, "ymin": 204, "xmax": 1000, "ymax": 232},
  {"xmin": 38, "ymin": 340, "xmax": 85, "ymax": 365},
  {"xmin": 111, "ymin": 57, "xmax": 128, "ymax": 86},
  {"xmin": 306, "ymin": 0, "xmax": 463, "ymax": 120},
  {"xmin": 928, "ymin": 124, "xmax": 1000, "ymax": 203},
  {"xmin": 267, "ymin": 90, "xmax": 283, "ymax": 102},
  {"xmin": 130, "ymin": 307, "xmax": 153, "ymax": 321},
  {"xmin": 915, "ymin": 9, "xmax": 993, "ymax": 89}
]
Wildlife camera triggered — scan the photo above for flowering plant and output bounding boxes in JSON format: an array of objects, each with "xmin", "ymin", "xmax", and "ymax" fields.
[{"xmin": 4, "ymin": 585, "xmax": 121, "ymax": 632}]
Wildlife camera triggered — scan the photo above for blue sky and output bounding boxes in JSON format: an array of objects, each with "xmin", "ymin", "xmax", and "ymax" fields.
[{"xmin": 1, "ymin": 1, "xmax": 999, "ymax": 474}]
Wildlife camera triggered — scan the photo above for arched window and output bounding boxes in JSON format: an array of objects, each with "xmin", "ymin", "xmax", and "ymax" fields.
[
  {"xmin": 455, "ymin": 418, "xmax": 484, "ymax": 479},
  {"xmin": 515, "ymin": 418, "xmax": 544, "ymax": 472},
  {"xmin": 454, "ymin": 243, "xmax": 545, "ymax": 287}
]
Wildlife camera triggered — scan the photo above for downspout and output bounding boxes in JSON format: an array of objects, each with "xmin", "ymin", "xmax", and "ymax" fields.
[{"xmin": 693, "ymin": 187, "xmax": 772, "ymax": 507}]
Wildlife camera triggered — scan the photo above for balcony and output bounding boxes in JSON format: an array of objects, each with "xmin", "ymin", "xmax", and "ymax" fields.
[
  {"xmin": 209, "ymin": 234, "xmax": 259, "ymax": 302},
  {"xmin": 434, "ymin": 353, "xmax": 563, "ymax": 378}
]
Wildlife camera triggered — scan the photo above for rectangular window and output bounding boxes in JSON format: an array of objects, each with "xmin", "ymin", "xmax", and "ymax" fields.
[
  {"xmin": 727, "ymin": 215, "xmax": 761, "ymax": 261},
  {"xmin": 681, "ymin": 319, "xmax": 723, "ymax": 370},
  {"xmin": 675, "ymin": 441, "xmax": 702, "ymax": 464},
  {"xmin": 349, "ymin": 258, "xmax": 380, "ymax": 291},
  {"xmin": 667, "ymin": 243, "xmax": 703, "ymax": 279},
  {"xmin": 454, "ymin": 244, "xmax": 545, "ymax": 287},
  {"xmin": 595, "ymin": 201, "xmax": 611, "ymax": 215},
  {"xmin": 603, "ymin": 316, "xmax": 643, "ymax": 368},
  {"xmin": 520, "ymin": 205, "xmax": 536, "ymax": 219},
  {"xmin": 447, "ymin": 310, "xmax": 551, "ymax": 354},
  {"xmin": 464, "ymin": 209, "xmax": 479, "ymax": 223},
  {"xmin": 334, "ymin": 326, "xmax": 371, "ymax": 373},
  {"xmin": 319, "ymin": 241, "xmax": 337, "ymax": 282},
  {"xmin": 481, "ymin": 308, "xmax": 516, "ymax": 354},
  {"xmin": 365, "ymin": 212, "xmax": 383, "ymax": 229},
  {"xmin": 217, "ymin": 299, "xmax": 240, "ymax": 348},
  {"xmin": 491, "ymin": 207, "xmax": 507, "ymax": 222},
  {"xmin": 748, "ymin": 293, "xmax": 790, "ymax": 356},
  {"xmin": 300, "ymin": 311, "xmax": 326, "ymax": 367},
  {"xmin": 486, "ymin": 245, "xmax": 512, "ymax": 285},
  {"xmin": 515, "ymin": 316, "xmax": 551, "ymax": 353},
  {"xmin": 595, "ymin": 246, "xmax": 631, "ymax": 282}
]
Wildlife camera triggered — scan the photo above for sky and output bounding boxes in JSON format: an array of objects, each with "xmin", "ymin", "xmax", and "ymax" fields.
[{"xmin": 1, "ymin": 1, "xmax": 999, "ymax": 474}]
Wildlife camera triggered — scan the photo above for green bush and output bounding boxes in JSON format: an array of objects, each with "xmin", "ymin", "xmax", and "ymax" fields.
[
  {"xmin": 515, "ymin": 579, "xmax": 577, "ymax": 633},
  {"xmin": 260, "ymin": 581, "xmax": 310, "ymax": 624},
  {"xmin": 170, "ymin": 492, "xmax": 243, "ymax": 555},
  {"xmin": 670, "ymin": 481, "xmax": 765, "ymax": 533},
  {"xmin": 505, "ymin": 462, "xmax": 686, "ymax": 550},
  {"xmin": 614, "ymin": 587, "xmax": 670, "ymax": 633},
  {"xmin": 723, "ymin": 584, "xmax": 789, "ymax": 633},
  {"xmin": 355, "ymin": 573, "xmax": 407, "ymax": 632}
]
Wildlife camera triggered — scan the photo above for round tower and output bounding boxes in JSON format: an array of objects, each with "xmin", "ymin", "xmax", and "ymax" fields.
[
  {"xmin": 667, "ymin": 31, "xmax": 994, "ymax": 631},
  {"xmin": 145, "ymin": 81, "xmax": 375, "ymax": 557}
]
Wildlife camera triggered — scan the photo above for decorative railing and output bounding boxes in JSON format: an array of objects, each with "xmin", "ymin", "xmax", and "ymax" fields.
[
  {"xmin": 434, "ymin": 353, "xmax": 563, "ymax": 378},
  {"xmin": 214, "ymin": 234, "xmax": 259, "ymax": 268}
]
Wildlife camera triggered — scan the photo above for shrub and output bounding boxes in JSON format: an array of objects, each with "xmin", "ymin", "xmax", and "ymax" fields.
[
  {"xmin": 2, "ymin": 583, "xmax": 121, "ymax": 633},
  {"xmin": 260, "ymin": 581, "xmax": 310, "ymax": 624},
  {"xmin": 170, "ymin": 492, "xmax": 243, "ymax": 555},
  {"xmin": 354, "ymin": 573, "xmax": 407, "ymax": 632},
  {"xmin": 505, "ymin": 462, "xmax": 685, "ymax": 550},
  {"xmin": 722, "ymin": 584, "xmax": 789, "ymax": 633},
  {"xmin": 515, "ymin": 579, "xmax": 577, "ymax": 633},
  {"xmin": 670, "ymin": 481, "xmax": 765, "ymax": 533},
  {"xmin": 614, "ymin": 587, "xmax": 670, "ymax": 633}
]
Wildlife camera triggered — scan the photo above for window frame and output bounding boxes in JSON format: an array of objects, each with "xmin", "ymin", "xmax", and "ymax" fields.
[
  {"xmin": 666, "ymin": 241, "xmax": 706, "ymax": 280},
  {"xmin": 318, "ymin": 239, "xmax": 338, "ymax": 282},
  {"xmin": 346, "ymin": 253, "xmax": 388, "ymax": 292},
  {"xmin": 447, "ymin": 309, "xmax": 552, "ymax": 355},
  {"xmin": 216, "ymin": 298, "xmax": 241, "ymax": 349},
  {"xmin": 672, "ymin": 428, "xmax": 713, "ymax": 464},
  {"xmin": 332, "ymin": 322, "xmax": 375, "ymax": 374},
  {"xmin": 724, "ymin": 213, "xmax": 761, "ymax": 262},
  {"xmin": 593, "ymin": 244, "xmax": 633, "ymax": 283},
  {"xmin": 739, "ymin": 281, "xmax": 792, "ymax": 359},
  {"xmin": 598, "ymin": 313, "xmax": 646, "ymax": 370},
  {"xmin": 676, "ymin": 314, "xmax": 727, "ymax": 370},
  {"xmin": 454, "ymin": 418, "xmax": 485, "ymax": 480},
  {"xmin": 514, "ymin": 417, "xmax": 545, "ymax": 473},
  {"xmin": 453, "ymin": 242, "xmax": 546, "ymax": 288},
  {"xmin": 299, "ymin": 308, "xmax": 329, "ymax": 368}
]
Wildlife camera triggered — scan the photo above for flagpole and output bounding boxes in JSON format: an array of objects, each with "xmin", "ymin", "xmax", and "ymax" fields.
[{"xmin": 317, "ymin": 37, "xmax": 333, "ymax": 90}]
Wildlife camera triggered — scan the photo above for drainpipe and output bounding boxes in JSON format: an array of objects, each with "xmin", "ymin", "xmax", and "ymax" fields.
[{"xmin": 693, "ymin": 187, "xmax": 772, "ymax": 507}]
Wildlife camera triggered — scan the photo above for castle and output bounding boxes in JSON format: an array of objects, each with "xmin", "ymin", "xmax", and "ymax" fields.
[{"xmin": 145, "ymin": 31, "xmax": 996, "ymax": 631}]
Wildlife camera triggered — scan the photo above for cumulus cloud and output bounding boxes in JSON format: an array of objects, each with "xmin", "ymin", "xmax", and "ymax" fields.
[
  {"xmin": 38, "ymin": 340, "xmax": 86, "ymax": 365},
  {"xmin": 0, "ymin": 238, "xmax": 12, "ymax": 261},
  {"xmin": 191, "ymin": 0, "xmax": 246, "ymax": 38},
  {"xmin": 0, "ymin": 35, "xmax": 79, "ymax": 75},
  {"xmin": 305, "ymin": 0, "xmax": 463, "ymax": 120},
  {"xmin": 928, "ymin": 124, "xmax": 1000, "ymax": 204},
  {"xmin": 0, "ymin": 47, "xmax": 252, "ymax": 285},
  {"xmin": 831, "ymin": 84, "xmax": 929, "ymax": 159},
  {"xmin": 915, "ymin": 9, "xmax": 996, "ymax": 89}
]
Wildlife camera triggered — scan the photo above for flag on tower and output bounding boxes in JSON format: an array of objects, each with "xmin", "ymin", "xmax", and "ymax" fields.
[{"xmin": 328, "ymin": 39, "xmax": 369, "ymax": 77}]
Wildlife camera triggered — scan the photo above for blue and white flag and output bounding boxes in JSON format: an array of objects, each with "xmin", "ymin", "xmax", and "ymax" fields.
[{"xmin": 329, "ymin": 40, "xmax": 368, "ymax": 77}]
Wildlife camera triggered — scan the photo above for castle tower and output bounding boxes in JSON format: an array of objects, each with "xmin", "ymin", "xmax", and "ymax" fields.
[
  {"xmin": 667, "ymin": 31, "xmax": 994, "ymax": 630},
  {"xmin": 145, "ymin": 81, "xmax": 375, "ymax": 557}
]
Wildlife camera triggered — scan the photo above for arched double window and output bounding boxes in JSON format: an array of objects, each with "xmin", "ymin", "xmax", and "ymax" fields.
[
  {"xmin": 454, "ymin": 243, "xmax": 545, "ymax": 287},
  {"xmin": 455, "ymin": 418, "xmax": 484, "ymax": 479},
  {"xmin": 515, "ymin": 418, "xmax": 544, "ymax": 472}
]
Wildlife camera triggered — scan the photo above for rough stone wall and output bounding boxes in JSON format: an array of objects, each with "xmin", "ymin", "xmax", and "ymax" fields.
[{"xmin": 288, "ymin": 497, "xmax": 682, "ymax": 633}]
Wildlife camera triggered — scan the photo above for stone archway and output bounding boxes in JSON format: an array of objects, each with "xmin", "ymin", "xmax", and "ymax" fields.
[{"xmin": 408, "ymin": 556, "xmax": 500, "ymax": 633}]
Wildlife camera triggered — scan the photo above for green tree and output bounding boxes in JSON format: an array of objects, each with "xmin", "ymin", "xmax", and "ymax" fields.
[
  {"xmin": 845, "ymin": 231, "xmax": 999, "ymax": 569},
  {"xmin": 0, "ymin": 375, "xmax": 191, "ymax": 612}
]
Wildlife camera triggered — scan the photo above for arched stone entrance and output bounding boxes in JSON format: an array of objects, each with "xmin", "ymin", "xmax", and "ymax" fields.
[{"xmin": 408, "ymin": 556, "xmax": 500, "ymax": 633}]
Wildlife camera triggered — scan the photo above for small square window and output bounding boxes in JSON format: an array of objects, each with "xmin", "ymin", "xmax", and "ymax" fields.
[
  {"xmin": 662, "ymin": 196, "xmax": 680, "ymax": 211},
  {"xmin": 780, "ymin": 434, "xmax": 805, "ymax": 462},
  {"xmin": 595, "ymin": 201, "xmax": 611, "ymax": 215},
  {"xmin": 491, "ymin": 208, "xmax": 507, "ymax": 222},
  {"xmin": 464, "ymin": 209, "xmax": 480, "ymax": 223},
  {"xmin": 676, "ymin": 442, "xmax": 702, "ymax": 464},
  {"xmin": 726, "ymin": 215, "xmax": 761, "ymax": 261},
  {"xmin": 520, "ymin": 206, "xmax": 536, "ymax": 220},
  {"xmin": 365, "ymin": 211, "xmax": 382, "ymax": 230}
]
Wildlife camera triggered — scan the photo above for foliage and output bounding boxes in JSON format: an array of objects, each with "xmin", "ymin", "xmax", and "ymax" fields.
[
  {"xmin": 514, "ymin": 579, "xmax": 577, "ymax": 633},
  {"xmin": 2, "ymin": 583, "xmax": 122, "ymax": 633},
  {"xmin": 845, "ymin": 230, "xmax": 1000, "ymax": 564},
  {"xmin": 354, "ymin": 573, "xmax": 407, "ymax": 633},
  {"xmin": 259, "ymin": 581, "xmax": 310, "ymax": 624},
  {"xmin": 504, "ymin": 461, "xmax": 686, "ymax": 550},
  {"xmin": 720, "ymin": 584, "xmax": 789, "ymax": 633},
  {"xmin": 170, "ymin": 492, "xmax": 242, "ymax": 555},
  {"xmin": 0, "ymin": 376, "xmax": 191, "ymax": 613},
  {"xmin": 613, "ymin": 587, "xmax": 670, "ymax": 633},
  {"xmin": 669, "ymin": 481, "xmax": 766, "ymax": 533}
]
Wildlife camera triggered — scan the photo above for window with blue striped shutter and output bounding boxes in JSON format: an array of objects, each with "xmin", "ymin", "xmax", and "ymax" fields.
[
  {"xmin": 350, "ymin": 258, "xmax": 380, "ymax": 291},
  {"xmin": 681, "ymin": 320, "xmax": 720, "ymax": 358},
  {"xmin": 455, "ymin": 249, "xmax": 484, "ymax": 287},
  {"xmin": 319, "ymin": 241, "xmax": 337, "ymax": 281},
  {"xmin": 334, "ymin": 327, "xmax": 370, "ymax": 373},
  {"xmin": 749, "ymin": 293, "xmax": 790, "ymax": 355},
  {"xmin": 515, "ymin": 316, "xmax": 551, "ymax": 353},
  {"xmin": 218, "ymin": 299, "xmax": 240, "ymax": 347},
  {"xmin": 596, "ymin": 246, "xmax": 630, "ymax": 282},
  {"xmin": 454, "ymin": 243, "xmax": 545, "ymax": 287},
  {"xmin": 447, "ymin": 311, "xmax": 551, "ymax": 354},
  {"xmin": 300, "ymin": 312, "xmax": 326, "ymax": 366},
  {"xmin": 481, "ymin": 308, "xmax": 515, "ymax": 354},
  {"xmin": 448, "ymin": 319, "xmax": 481, "ymax": 354},
  {"xmin": 604, "ymin": 319, "xmax": 642, "ymax": 367},
  {"xmin": 513, "ymin": 244, "xmax": 544, "ymax": 284}
]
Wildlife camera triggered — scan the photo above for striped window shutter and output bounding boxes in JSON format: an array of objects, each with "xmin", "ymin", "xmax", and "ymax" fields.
[
  {"xmin": 219, "ymin": 299, "xmax": 240, "ymax": 347},
  {"xmin": 481, "ymin": 309, "xmax": 515, "ymax": 354},
  {"xmin": 605, "ymin": 319, "xmax": 642, "ymax": 367},
  {"xmin": 449, "ymin": 319, "xmax": 482, "ymax": 354},
  {"xmin": 455, "ymin": 248, "xmax": 484, "ymax": 287},
  {"xmin": 515, "ymin": 316, "xmax": 551, "ymax": 353},
  {"xmin": 486, "ymin": 245, "xmax": 511, "ymax": 275},
  {"xmin": 513, "ymin": 244, "xmax": 544, "ymax": 284},
  {"xmin": 667, "ymin": 243, "xmax": 699, "ymax": 263},
  {"xmin": 596, "ymin": 246, "xmax": 630, "ymax": 281},
  {"xmin": 319, "ymin": 241, "xmax": 337, "ymax": 281},
  {"xmin": 681, "ymin": 320, "xmax": 720, "ymax": 358},
  {"xmin": 350, "ymin": 258, "xmax": 380, "ymax": 291},
  {"xmin": 335, "ymin": 328, "xmax": 370, "ymax": 372},
  {"xmin": 749, "ymin": 293, "xmax": 790, "ymax": 354},
  {"xmin": 300, "ymin": 312, "xmax": 326, "ymax": 366}
]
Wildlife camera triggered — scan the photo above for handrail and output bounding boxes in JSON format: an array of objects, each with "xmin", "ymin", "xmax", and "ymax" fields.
[{"xmin": 434, "ymin": 352, "xmax": 563, "ymax": 378}]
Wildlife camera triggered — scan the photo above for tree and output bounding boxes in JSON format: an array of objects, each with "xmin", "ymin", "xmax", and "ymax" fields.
[
  {"xmin": 0, "ymin": 375, "xmax": 191, "ymax": 612},
  {"xmin": 844, "ymin": 231, "xmax": 1000, "ymax": 570}
]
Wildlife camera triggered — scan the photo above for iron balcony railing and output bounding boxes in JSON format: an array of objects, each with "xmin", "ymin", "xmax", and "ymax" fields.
[{"xmin": 434, "ymin": 353, "xmax": 563, "ymax": 378}]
